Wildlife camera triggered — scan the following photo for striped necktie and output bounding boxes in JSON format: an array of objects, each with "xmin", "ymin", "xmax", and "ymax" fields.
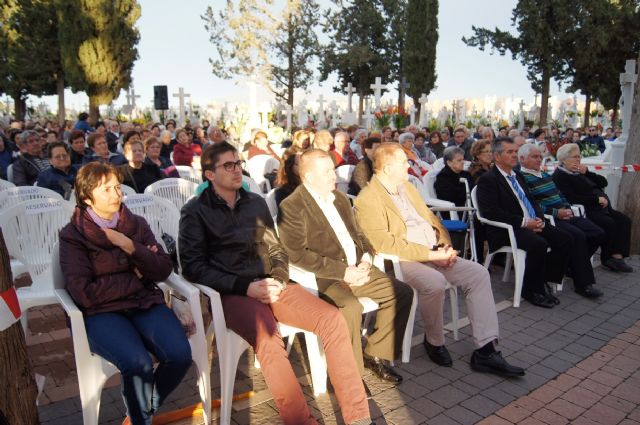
[{"xmin": 506, "ymin": 174, "xmax": 537, "ymax": 218}]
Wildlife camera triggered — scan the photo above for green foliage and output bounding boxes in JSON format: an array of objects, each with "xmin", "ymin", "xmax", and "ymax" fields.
[
  {"xmin": 57, "ymin": 0, "xmax": 140, "ymax": 106},
  {"xmin": 319, "ymin": 0, "xmax": 391, "ymax": 99},
  {"xmin": 580, "ymin": 143, "xmax": 600, "ymax": 158},
  {"xmin": 565, "ymin": 0, "xmax": 640, "ymax": 111},
  {"xmin": 404, "ymin": 0, "xmax": 438, "ymax": 106},
  {"xmin": 463, "ymin": 0, "xmax": 577, "ymax": 126}
]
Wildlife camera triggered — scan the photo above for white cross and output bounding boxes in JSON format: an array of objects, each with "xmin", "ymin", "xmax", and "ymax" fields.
[
  {"xmin": 281, "ymin": 105, "xmax": 293, "ymax": 131},
  {"xmin": 129, "ymin": 85, "xmax": 141, "ymax": 108},
  {"xmin": 328, "ymin": 100, "xmax": 339, "ymax": 127},
  {"xmin": 345, "ymin": 82, "xmax": 356, "ymax": 113},
  {"xmin": 296, "ymin": 99, "xmax": 308, "ymax": 127},
  {"xmin": 619, "ymin": 59, "xmax": 637, "ymax": 138},
  {"xmin": 173, "ymin": 87, "xmax": 191, "ymax": 126},
  {"xmin": 362, "ymin": 103, "xmax": 374, "ymax": 130},
  {"xmin": 370, "ymin": 77, "xmax": 386, "ymax": 110},
  {"xmin": 519, "ymin": 99, "xmax": 525, "ymax": 112},
  {"xmin": 418, "ymin": 93, "xmax": 429, "ymax": 126},
  {"xmin": 408, "ymin": 104, "xmax": 417, "ymax": 126},
  {"xmin": 317, "ymin": 94, "xmax": 325, "ymax": 124}
]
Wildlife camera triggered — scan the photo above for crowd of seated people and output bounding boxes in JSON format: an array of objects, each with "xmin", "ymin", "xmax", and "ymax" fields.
[{"xmin": 2, "ymin": 114, "xmax": 637, "ymax": 425}]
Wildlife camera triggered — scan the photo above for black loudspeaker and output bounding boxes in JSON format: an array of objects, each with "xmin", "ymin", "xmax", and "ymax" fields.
[{"xmin": 153, "ymin": 85, "xmax": 169, "ymax": 110}]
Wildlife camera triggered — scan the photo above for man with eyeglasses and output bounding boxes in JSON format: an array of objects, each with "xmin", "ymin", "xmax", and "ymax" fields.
[
  {"xmin": 12, "ymin": 130, "xmax": 50, "ymax": 186},
  {"xmin": 36, "ymin": 142, "xmax": 77, "ymax": 199},
  {"xmin": 581, "ymin": 126, "xmax": 606, "ymax": 153},
  {"xmin": 179, "ymin": 142, "xmax": 375, "ymax": 425}
]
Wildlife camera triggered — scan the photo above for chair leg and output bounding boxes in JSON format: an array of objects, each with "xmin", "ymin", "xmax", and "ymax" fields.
[
  {"xmin": 189, "ymin": 336, "xmax": 212, "ymax": 425},
  {"xmin": 302, "ymin": 332, "xmax": 327, "ymax": 396},
  {"xmin": 219, "ymin": 335, "xmax": 249, "ymax": 425},
  {"xmin": 512, "ymin": 250, "xmax": 527, "ymax": 308},
  {"xmin": 483, "ymin": 252, "xmax": 495, "ymax": 270},
  {"xmin": 401, "ymin": 288, "xmax": 418, "ymax": 363},
  {"xmin": 362, "ymin": 312, "xmax": 372, "ymax": 337},
  {"xmin": 448, "ymin": 286, "xmax": 459, "ymax": 341},
  {"xmin": 503, "ymin": 252, "xmax": 513, "ymax": 282},
  {"xmin": 77, "ymin": 365, "xmax": 109, "ymax": 425}
]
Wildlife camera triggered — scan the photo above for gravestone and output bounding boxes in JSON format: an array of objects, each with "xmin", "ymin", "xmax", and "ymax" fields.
[
  {"xmin": 296, "ymin": 100, "xmax": 308, "ymax": 128},
  {"xmin": 281, "ymin": 105, "xmax": 292, "ymax": 131},
  {"xmin": 370, "ymin": 77, "xmax": 386, "ymax": 110},
  {"xmin": 418, "ymin": 93, "xmax": 429, "ymax": 127}
]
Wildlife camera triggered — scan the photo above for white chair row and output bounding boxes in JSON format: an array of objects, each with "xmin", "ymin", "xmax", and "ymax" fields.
[
  {"xmin": 0, "ymin": 178, "xmax": 15, "ymax": 191},
  {"xmin": 246, "ymin": 154, "xmax": 279, "ymax": 194}
]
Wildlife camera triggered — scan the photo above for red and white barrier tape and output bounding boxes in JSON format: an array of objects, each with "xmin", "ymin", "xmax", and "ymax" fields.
[
  {"xmin": 543, "ymin": 164, "xmax": 640, "ymax": 173},
  {"xmin": 0, "ymin": 287, "xmax": 21, "ymax": 331}
]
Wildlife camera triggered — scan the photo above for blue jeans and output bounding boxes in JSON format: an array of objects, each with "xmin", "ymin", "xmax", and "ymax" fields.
[{"xmin": 85, "ymin": 304, "xmax": 192, "ymax": 425}]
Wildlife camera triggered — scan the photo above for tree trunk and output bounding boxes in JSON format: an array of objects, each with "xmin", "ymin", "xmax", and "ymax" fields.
[
  {"xmin": 286, "ymin": 13, "xmax": 294, "ymax": 107},
  {"xmin": 12, "ymin": 93, "xmax": 26, "ymax": 122},
  {"xmin": 612, "ymin": 107, "xmax": 619, "ymax": 130},
  {"xmin": 358, "ymin": 94, "xmax": 364, "ymax": 124},
  {"xmin": 617, "ymin": 54, "xmax": 640, "ymax": 255},
  {"xmin": 88, "ymin": 96, "xmax": 100, "ymax": 126},
  {"xmin": 56, "ymin": 76, "xmax": 65, "ymax": 126},
  {"xmin": 539, "ymin": 68, "xmax": 550, "ymax": 127},
  {"xmin": 583, "ymin": 93, "xmax": 591, "ymax": 129},
  {"xmin": 0, "ymin": 230, "xmax": 39, "ymax": 425},
  {"xmin": 412, "ymin": 95, "xmax": 420, "ymax": 124}
]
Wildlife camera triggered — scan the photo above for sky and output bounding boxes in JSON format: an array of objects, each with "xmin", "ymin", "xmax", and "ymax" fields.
[{"xmin": 26, "ymin": 0, "xmax": 571, "ymax": 114}]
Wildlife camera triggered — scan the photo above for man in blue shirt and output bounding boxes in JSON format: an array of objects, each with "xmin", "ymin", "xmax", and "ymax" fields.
[
  {"xmin": 37, "ymin": 142, "xmax": 77, "ymax": 199},
  {"xmin": 581, "ymin": 126, "xmax": 606, "ymax": 153}
]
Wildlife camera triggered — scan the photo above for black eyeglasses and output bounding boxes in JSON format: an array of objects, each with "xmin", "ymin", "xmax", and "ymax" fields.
[{"xmin": 215, "ymin": 160, "xmax": 245, "ymax": 172}]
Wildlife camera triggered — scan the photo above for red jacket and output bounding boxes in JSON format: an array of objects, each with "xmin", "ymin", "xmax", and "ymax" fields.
[
  {"xmin": 59, "ymin": 205, "xmax": 172, "ymax": 316},
  {"xmin": 172, "ymin": 142, "xmax": 202, "ymax": 166}
]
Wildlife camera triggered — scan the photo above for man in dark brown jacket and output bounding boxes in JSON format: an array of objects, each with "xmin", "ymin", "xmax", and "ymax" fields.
[{"xmin": 278, "ymin": 149, "xmax": 414, "ymax": 384}]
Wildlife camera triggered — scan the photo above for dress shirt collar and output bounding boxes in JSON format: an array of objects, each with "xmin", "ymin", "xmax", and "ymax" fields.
[
  {"xmin": 520, "ymin": 167, "xmax": 542, "ymax": 178},
  {"xmin": 304, "ymin": 183, "xmax": 335, "ymax": 205}
]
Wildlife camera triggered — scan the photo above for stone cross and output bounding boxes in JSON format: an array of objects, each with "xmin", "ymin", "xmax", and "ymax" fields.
[
  {"xmin": 362, "ymin": 101, "xmax": 374, "ymax": 130},
  {"xmin": 408, "ymin": 104, "xmax": 417, "ymax": 126},
  {"xmin": 316, "ymin": 94, "xmax": 326, "ymax": 125},
  {"xmin": 345, "ymin": 82, "xmax": 356, "ymax": 113},
  {"xmin": 128, "ymin": 85, "xmax": 141, "ymax": 108},
  {"xmin": 518, "ymin": 99, "xmax": 526, "ymax": 131},
  {"xmin": 619, "ymin": 59, "xmax": 637, "ymax": 138},
  {"xmin": 173, "ymin": 87, "xmax": 191, "ymax": 126},
  {"xmin": 398, "ymin": 77, "xmax": 410, "ymax": 109},
  {"xmin": 281, "ymin": 104, "xmax": 293, "ymax": 131},
  {"xmin": 370, "ymin": 77, "xmax": 386, "ymax": 110},
  {"xmin": 296, "ymin": 100, "xmax": 308, "ymax": 128},
  {"xmin": 328, "ymin": 100, "xmax": 339, "ymax": 128},
  {"xmin": 418, "ymin": 93, "xmax": 429, "ymax": 126}
]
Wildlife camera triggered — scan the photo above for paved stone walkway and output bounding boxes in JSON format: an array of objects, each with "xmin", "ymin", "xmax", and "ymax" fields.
[{"xmin": 29, "ymin": 255, "xmax": 639, "ymax": 424}]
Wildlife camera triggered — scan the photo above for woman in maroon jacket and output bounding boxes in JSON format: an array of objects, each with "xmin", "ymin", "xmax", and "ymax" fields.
[
  {"xmin": 172, "ymin": 128, "xmax": 202, "ymax": 166},
  {"xmin": 59, "ymin": 162, "xmax": 191, "ymax": 425}
]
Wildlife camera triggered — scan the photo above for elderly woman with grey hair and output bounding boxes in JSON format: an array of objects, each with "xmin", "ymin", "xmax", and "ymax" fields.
[
  {"xmin": 12, "ymin": 130, "xmax": 50, "ymax": 186},
  {"xmin": 434, "ymin": 146, "xmax": 474, "ymax": 207},
  {"xmin": 552, "ymin": 143, "xmax": 633, "ymax": 273},
  {"xmin": 399, "ymin": 132, "xmax": 428, "ymax": 178}
]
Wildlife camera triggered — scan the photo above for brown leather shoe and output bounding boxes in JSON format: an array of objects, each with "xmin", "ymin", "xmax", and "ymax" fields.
[{"xmin": 363, "ymin": 355, "xmax": 402, "ymax": 384}]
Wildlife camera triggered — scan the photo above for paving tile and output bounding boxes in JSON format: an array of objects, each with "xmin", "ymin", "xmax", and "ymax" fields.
[
  {"xmin": 476, "ymin": 415, "xmax": 512, "ymax": 425},
  {"xmin": 426, "ymin": 384, "xmax": 470, "ymax": 409},
  {"xmin": 495, "ymin": 403, "xmax": 532, "ymax": 422},
  {"xmin": 443, "ymin": 405, "xmax": 482, "ymax": 425},
  {"xmin": 582, "ymin": 401, "xmax": 628, "ymax": 424},
  {"xmin": 459, "ymin": 394, "xmax": 502, "ymax": 418},
  {"xmin": 546, "ymin": 398, "xmax": 585, "ymax": 420},
  {"xmin": 531, "ymin": 407, "xmax": 570, "ymax": 425}
]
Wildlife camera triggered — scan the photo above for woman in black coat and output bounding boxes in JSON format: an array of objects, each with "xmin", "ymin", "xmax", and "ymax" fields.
[{"xmin": 552, "ymin": 143, "xmax": 632, "ymax": 272}]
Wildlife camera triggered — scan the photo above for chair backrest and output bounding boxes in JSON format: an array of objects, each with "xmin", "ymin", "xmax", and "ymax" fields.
[
  {"xmin": 0, "ymin": 198, "xmax": 74, "ymax": 282},
  {"xmin": 52, "ymin": 242, "xmax": 64, "ymax": 290},
  {"xmin": 470, "ymin": 186, "xmax": 483, "ymax": 219},
  {"xmin": 265, "ymin": 188, "xmax": 278, "ymax": 218},
  {"xmin": 6, "ymin": 164, "xmax": 14, "ymax": 183},
  {"xmin": 246, "ymin": 155, "xmax": 279, "ymax": 190},
  {"xmin": 175, "ymin": 165, "xmax": 202, "ymax": 184},
  {"xmin": 144, "ymin": 177, "xmax": 197, "ymax": 210},
  {"xmin": 423, "ymin": 170, "xmax": 440, "ymax": 199},
  {"xmin": 120, "ymin": 184, "xmax": 136, "ymax": 197},
  {"xmin": 0, "ymin": 186, "xmax": 63, "ymax": 211},
  {"xmin": 0, "ymin": 179, "xmax": 15, "ymax": 191},
  {"xmin": 335, "ymin": 164, "xmax": 355, "ymax": 193},
  {"xmin": 123, "ymin": 194, "xmax": 180, "ymax": 251},
  {"xmin": 242, "ymin": 175, "xmax": 264, "ymax": 196}
]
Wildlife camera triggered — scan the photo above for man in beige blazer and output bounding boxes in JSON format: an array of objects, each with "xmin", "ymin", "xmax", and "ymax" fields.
[
  {"xmin": 278, "ymin": 149, "xmax": 413, "ymax": 384},
  {"xmin": 354, "ymin": 143, "xmax": 524, "ymax": 377}
]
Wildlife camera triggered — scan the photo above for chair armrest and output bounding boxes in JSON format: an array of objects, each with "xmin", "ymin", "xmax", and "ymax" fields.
[
  {"xmin": 55, "ymin": 288, "xmax": 93, "ymax": 360},
  {"xmin": 164, "ymin": 273, "xmax": 206, "ymax": 339},
  {"xmin": 289, "ymin": 264, "xmax": 319, "ymax": 296},
  {"xmin": 425, "ymin": 198, "xmax": 456, "ymax": 208},
  {"xmin": 430, "ymin": 206, "xmax": 476, "ymax": 213},
  {"xmin": 571, "ymin": 204, "xmax": 585, "ymax": 217},
  {"xmin": 544, "ymin": 214, "xmax": 556, "ymax": 226}
]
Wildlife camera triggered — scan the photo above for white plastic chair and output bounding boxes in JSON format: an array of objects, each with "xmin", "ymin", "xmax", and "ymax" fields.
[
  {"xmin": 0, "ymin": 198, "xmax": 74, "ymax": 332},
  {"xmin": 242, "ymin": 175, "xmax": 264, "ymax": 196},
  {"xmin": 144, "ymin": 178, "xmax": 197, "ymax": 211},
  {"xmin": 335, "ymin": 164, "xmax": 355, "ymax": 193},
  {"xmin": 52, "ymin": 245, "xmax": 212, "ymax": 425},
  {"xmin": 122, "ymin": 194, "xmax": 180, "ymax": 254},
  {"xmin": 6, "ymin": 164, "xmax": 14, "ymax": 183},
  {"xmin": 192, "ymin": 282, "xmax": 327, "ymax": 425},
  {"xmin": 119, "ymin": 184, "xmax": 136, "ymax": 197},
  {"xmin": 0, "ymin": 179, "xmax": 15, "ymax": 191},
  {"xmin": 246, "ymin": 154, "xmax": 279, "ymax": 193},
  {"xmin": 175, "ymin": 165, "xmax": 202, "ymax": 184},
  {"xmin": 372, "ymin": 253, "xmax": 459, "ymax": 341},
  {"xmin": 0, "ymin": 186, "xmax": 63, "ymax": 210},
  {"xmin": 265, "ymin": 188, "xmax": 278, "ymax": 218},
  {"xmin": 471, "ymin": 186, "xmax": 527, "ymax": 307}
]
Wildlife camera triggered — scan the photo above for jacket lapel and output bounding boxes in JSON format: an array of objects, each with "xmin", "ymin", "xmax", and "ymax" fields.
[{"xmin": 299, "ymin": 186, "xmax": 345, "ymax": 255}]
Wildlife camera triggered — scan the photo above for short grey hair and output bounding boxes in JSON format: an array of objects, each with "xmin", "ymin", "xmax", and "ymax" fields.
[
  {"xmin": 443, "ymin": 146, "xmax": 465, "ymax": 162},
  {"xmin": 492, "ymin": 136, "xmax": 514, "ymax": 154},
  {"xmin": 19, "ymin": 130, "xmax": 39, "ymax": 145},
  {"xmin": 518, "ymin": 143, "xmax": 539, "ymax": 159},
  {"xmin": 354, "ymin": 129, "xmax": 368, "ymax": 140},
  {"xmin": 398, "ymin": 132, "xmax": 415, "ymax": 144},
  {"xmin": 556, "ymin": 143, "xmax": 580, "ymax": 165}
]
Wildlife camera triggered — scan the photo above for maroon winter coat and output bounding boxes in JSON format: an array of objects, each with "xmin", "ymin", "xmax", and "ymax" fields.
[
  {"xmin": 59, "ymin": 204, "xmax": 172, "ymax": 316},
  {"xmin": 172, "ymin": 142, "xmax": 202, "ymax": 166}
]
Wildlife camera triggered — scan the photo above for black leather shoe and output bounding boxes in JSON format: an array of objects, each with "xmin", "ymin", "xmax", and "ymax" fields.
[
  {"xmin": 363, "ymin": 355, "xmax": 403, "ymax": 384},
  {"xmin": 470, "ymin": 350, "xmax": 525, "ymax": 377},
  {"xmin": 423, "ymin": 336, "xmax": 453, "ymax": 367},
  {"xmin": 522, "ymin": 292, "xmax": 554, "ymax": 308},
  {"xmin": 603, "ymin": 258, "xmax": 634, "ymax": 273},
  {"xmin": 576, "ymin": 284, "xmax": 604, "ymax": 299},
  {"xmin": 544, "ymin": 283, "xmax": 561, "ymax": 305}
]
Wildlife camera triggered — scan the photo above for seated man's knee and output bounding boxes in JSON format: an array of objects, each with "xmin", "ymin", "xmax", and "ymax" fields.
[{"xmin": 341, "ymin": 295, "xmax": 365, "ymax": 318}]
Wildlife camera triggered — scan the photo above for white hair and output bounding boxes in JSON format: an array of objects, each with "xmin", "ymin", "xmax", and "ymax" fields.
[
  {"xmin": 518, "ymin": 143, "xmax": 539, "ymax": 159},
  {"xmin": 556, "ymin": 143, "xmax": 580, "ymax": 165},
  {"xmin": 398, "ymin": 132, "xmax": 415, "ymax": 144}
]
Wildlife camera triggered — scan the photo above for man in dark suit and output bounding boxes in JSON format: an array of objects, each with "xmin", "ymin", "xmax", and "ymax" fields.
[
  {"xmin": 476, "ymin": 137, "xmax": 573, "ymax": 308},
  {"xmin": 278, "ymin": 149, "xmax": 414, "ymax": 383}
]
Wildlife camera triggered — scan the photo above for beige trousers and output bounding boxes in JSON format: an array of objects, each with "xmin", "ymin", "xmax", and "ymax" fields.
[{"xmin": 399, "ymin": 258, "xmax": 499, "ymax": 348}]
